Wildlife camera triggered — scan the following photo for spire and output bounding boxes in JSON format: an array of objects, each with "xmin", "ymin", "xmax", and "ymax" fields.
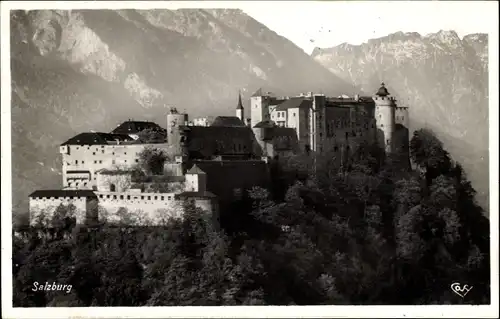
[{"xmin": 236, "ymin": 90, "xmax": 244, "ymax": 110}]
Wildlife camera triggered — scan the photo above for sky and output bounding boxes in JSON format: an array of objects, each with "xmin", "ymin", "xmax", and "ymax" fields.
[{"xmin": 241, "ymin": 1, "xmax": 498, "ymax": 54}]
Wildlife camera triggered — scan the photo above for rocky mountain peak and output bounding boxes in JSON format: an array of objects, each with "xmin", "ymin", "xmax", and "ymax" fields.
[{"xmin": 312, "ymin": 30, "xmax": 489, "ymax": 211}]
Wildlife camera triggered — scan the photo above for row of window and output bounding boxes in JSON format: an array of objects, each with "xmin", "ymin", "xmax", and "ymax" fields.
[
  {"xmin": 69, "ymin": 159, "xmax": 139, "ymax": 165},
  {"xmin": 98, "ymin": 194, "xmax": 174, "ymax": 201},
  {"xmin": 32, "ymin": 197, "xmax": 83, "ymax": 200}
]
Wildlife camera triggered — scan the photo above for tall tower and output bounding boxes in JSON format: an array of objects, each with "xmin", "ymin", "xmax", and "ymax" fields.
[
  {"xmin": 236, "ymin": 90, "xmax": 244, "ymax": 122},
  {"xmin": 166, "ymin": 107, "xmax": 188, "ymax": 149},
  {"xmin": 250, "ymin": 88, "xmax": 270, "ymax": 128},
  {"xmin": 373, "ymin": 83, "xmax": 396, "ymax": 154}
]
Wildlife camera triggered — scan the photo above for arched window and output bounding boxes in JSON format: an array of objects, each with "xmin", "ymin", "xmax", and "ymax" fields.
[{"xmin": 110, "ymin": 184, "xmax": 116, "ymax": 192}]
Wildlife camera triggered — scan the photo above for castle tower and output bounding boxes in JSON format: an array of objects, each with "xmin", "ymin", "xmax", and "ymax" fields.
[
  {"xmin": 185, "ymin": 164, "xmax": 207, "ymax": 193},
  {"xmin": 250, "ymin": 88, "xmax": 271, "ymax": 128},
  {"xmin": 166, "ymin": 107, "xmax": 188, "ymax": 148},
  {"xmin": 236, "ymin": 90, "xmax": 244, "ymax": 122},
  {"xmin": 373, "ymin": 83, "xmax": 396, "ymax": 154}
]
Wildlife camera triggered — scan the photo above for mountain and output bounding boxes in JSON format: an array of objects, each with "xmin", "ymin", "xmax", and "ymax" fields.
[
  {"xmin": 10, "ymin": 9, "xmax": 356, "ymax": 215},
  {"xmin": 312, "ymin": 31, "xmax": 489, "ymax": 212}
]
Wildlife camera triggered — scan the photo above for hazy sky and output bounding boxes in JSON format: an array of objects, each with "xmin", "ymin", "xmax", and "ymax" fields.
[{"xmin": 241, "ymin": 1, "xmax": 497, "ymax": 54}]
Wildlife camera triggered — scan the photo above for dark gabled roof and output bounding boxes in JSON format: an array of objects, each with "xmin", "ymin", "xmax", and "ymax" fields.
[
  {"xmin": 187, "ymin": 164, "xmax": 206, "ymax": 175},
  {"xmin": 29, "ymin": 189, "xmax": 97, "ymax": 198},
  {"xmin": 61, "ymin": 132, "xmax": 135, "ymax": 146},
  {"xmin": 111, "ymin": 121, "xmax": 166, "ymax": 135},
  {"xmin": 211, "ymin": 116, "xmax": 246, "ymax": 127},
  {"xmin": 275, "ymin": 98, "xmax": 312, "ymax": 111},
  {"xmin": 253, "ymin": 120, "xmax": 276, "ymax": 128},
  {"xmin": 176, "ymin": 191, "xmax": 217, "ymax": 199}
]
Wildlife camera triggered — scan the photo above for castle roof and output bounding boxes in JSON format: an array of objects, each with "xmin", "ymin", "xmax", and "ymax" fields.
[
  {"xmin": 211, "ymin": 116, "xmax": 246, "ymax": 127},
  {"xmin": 251, "ymin": 88, "xmax": 263, "ymax": 97},
  {"xmin": 236, "ymin": 91, "xmax": 244, "ymax": 110},
  {"xmin": 275, "ymin": 98, "xmax": 312, "ymax": 111},
  {"xmin": 375, "ymin": 82, "xmax": 390, "ymax": 97},
  {"xmin": 187, "ymin": 164, "xmax": 206, "ymax": 175},
  {"xmin": 29, "ymin": 189, "xmax": 97, "ymax": 198},
  {"xmin": 61, "ymin": 132, "xmax": 135, "ymax": 146},
  {"xmin": 253, "ymin": 120, "xmax": 276, "ymax": 128},
  {"xmin": 111, "ymin": 121, "xmax": 165, "ymax": 135}
]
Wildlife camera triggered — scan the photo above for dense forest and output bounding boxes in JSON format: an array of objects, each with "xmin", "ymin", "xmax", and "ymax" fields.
[{"xmin": 12, "ymin": 129, "xmax": 490, "ymax": 306}]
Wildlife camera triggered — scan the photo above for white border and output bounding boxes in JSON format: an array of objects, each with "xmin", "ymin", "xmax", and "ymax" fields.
[{"xmin": 1, "ymin": 1, "xmax": 498, "ymax": 318}]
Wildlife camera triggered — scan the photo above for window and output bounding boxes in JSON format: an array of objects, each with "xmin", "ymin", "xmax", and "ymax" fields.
[
  {"xmin": 82, "ymin": 161, "xmax": 85, "ymax": 164},
  {"xmin": 161, "ymin": 196, "xmax": 164, "ymax": 200},
  {"xmin": 402, "ymin": 116, "xmax": 404, "ymax": 120},
  {"xmin": 135, "ymin": 159, "xmax": 139, "ymax": 163},
  {"xmin": 293, "ymin": 113, "xmax": 296, "ymax": 117},
  {"xmin": 102, "ymin": 150, "xmax": 104, "ymax": 154},
  {"xmin": 110, "ymin": 184, "xmax": 116, "ymax": 192},
  {"xmin": 99, "ymin": 195, "xmax": 103, "ymax": 198},
  {"xmin": 113, "ymin": 195, "xmax": 117, "ymax": 199},
  {"xmin": 120, "ymin": 195, "xmax": 124, "ymax": 200},
  {"xmin": 112, "ymin": 160, "xmax": 115, "ymax": 164},
  {"xmin": 147, "ymin": 196, "xmax": 151, "ymax": 200},
  {"xmin": 93, "ymin": 152, "xmax": 96, "ymax": 155},
  {"xmin": 141, "ymin": 196, "xmax": 144, "ymax": 200},
  {"xmin": 99, "ymin": 160, "xmax": 102, "ymax": 164},
  {"xmin": 127, "ymin": 195, "xmax": 131, "ymax": 200},
  {"xmin": 94, "ymin": 160, "xmax": 97, "ymax": 164},
  {"xmin": 75, "ymin": 160, "xmax": 78, "ymax": 164},
  {"xmin": 154, "ymin": 196, "xmax": 158, "ymax": 200}
]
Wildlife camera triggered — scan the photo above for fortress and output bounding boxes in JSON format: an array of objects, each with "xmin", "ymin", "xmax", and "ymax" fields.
[{"xmin": 28, "ymin": 83, "xmax": 409, "ymax": 227}]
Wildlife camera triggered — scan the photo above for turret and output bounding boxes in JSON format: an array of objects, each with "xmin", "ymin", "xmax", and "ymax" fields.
[
  {"xmin": 185, "ymin": 164, "xmax": 207, "ymax": 193},
  {"xmin": 250, "ymin": 88, "xmax": 271, "ymax": 128},
  {"xmin": 166, "ymin": 107, "xmax": 188, "ymax": 148},
  {"xmin": 236, "ymin": 90, "xmax": 244, "ymax": 122},
  {"xmin": 373, "ymin": 83, "xmax": 396, "ymax": 154}
]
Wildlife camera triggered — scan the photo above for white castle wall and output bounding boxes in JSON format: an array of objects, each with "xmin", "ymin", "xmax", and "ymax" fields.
[
  {"xmin": 95, "ymin": 191, "xmax": 183, "ymax": 225},
  {"xmin": 59, "ymin": 143, "xmax": 175, "ymax": 190},
  {"xmin": 29, "ymin": 196, "xmax": 88, "ymax": 226}
]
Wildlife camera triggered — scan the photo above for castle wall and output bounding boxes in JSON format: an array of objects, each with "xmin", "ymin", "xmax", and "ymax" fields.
[
  {"xmin": 29, "ymin": 196, "xmax": 89, "ymax": 226},
  {"xmin": 60, "ymin": 143, "xmax": 176, "ymax": 190},
  {"xmin": 95, "ymin": 191, "xmax": 183, "ymax": 225},
  {"xmin": 96, "ymin": 171, "xmax": 133, "ymax": 192}
]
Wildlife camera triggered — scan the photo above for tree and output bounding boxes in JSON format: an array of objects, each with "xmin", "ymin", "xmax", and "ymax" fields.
[
  {"xmin": 137, "ymin": 128, "xmax": 167, "ymax": 144},
  {"xmin": 137, "ymin": 146, "xmax": 169, "ymax": 175}
]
